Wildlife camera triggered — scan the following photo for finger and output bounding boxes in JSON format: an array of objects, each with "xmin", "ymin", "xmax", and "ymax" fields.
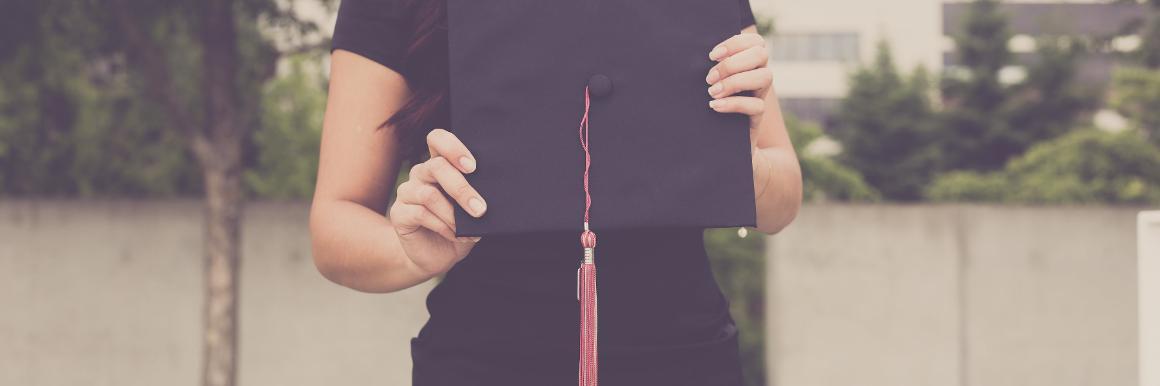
[
  {"xmin": 709, "ymin": 33, "xmax": 765, "ymax": 61},
  {"xmin": 396, "ymin": 180, "xmax": 457, "ymax": 231},
  {"xmin": 390, "ymin": 203, "xmax": 458, "ymax": 242},
  {"xmin": 410, "ymin": 157, "xmax": 488, "ymax": 218},
  {"xmin": 426, "ymin": 128, "xmax": 477, "ymax": 174},
  {"xmin": 709, "ymin": 68, "xmax": 773, "ymax": 99},
  {"xmin": 709, "ymin": 96, "xmax": 765, "ymax": 117},
  {"xmin": 706, "ymin": 45, "xmax": 768, "ymax": 84}
]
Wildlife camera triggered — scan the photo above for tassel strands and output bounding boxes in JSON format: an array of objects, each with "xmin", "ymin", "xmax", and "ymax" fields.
[
  {"xmin": 578, "ymin": 233, "xmax": 597, "ymax": 386},
  {"xmin": 577, "ymin": 86, "xmax": 599, "ymax": 386}
]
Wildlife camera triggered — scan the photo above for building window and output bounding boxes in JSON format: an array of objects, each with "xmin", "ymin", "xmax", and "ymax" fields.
[{"xmin": 771, "ymin": 32, "xmax": 860, "ymax": 63}]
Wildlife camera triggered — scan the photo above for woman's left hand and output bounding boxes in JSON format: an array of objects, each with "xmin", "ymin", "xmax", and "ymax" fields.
[
  {"xmin": 706, "ymin": 32, "xmax": 772, "ymax": 136},
  {"xmin": 707, "ymin": 31, "xmax": 778, "ymax": 201}
]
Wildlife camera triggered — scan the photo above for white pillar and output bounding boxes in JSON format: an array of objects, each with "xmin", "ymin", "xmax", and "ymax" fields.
[{"xmin": 1141, "ymin": 211, "xmax": 1160, "ymax": 386}]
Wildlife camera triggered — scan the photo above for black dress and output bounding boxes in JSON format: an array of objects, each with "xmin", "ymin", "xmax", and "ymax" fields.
[{"xmin": 332, "ymin": 1, "xmax": 757, "ymax": 385}]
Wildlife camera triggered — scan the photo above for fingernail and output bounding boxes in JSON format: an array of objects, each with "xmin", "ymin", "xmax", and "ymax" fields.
[
  {"xmin": 709, "ymin": 100, "xmax": 722, "ymax": 110},
  {"xmin": 471, "ymin": 236, "xmax": 482, "ymax": 242},
  {"xmin": 459, "ymin": 156, "xmax": 476, "ymax": 173},
  {"xmin": 709, "ymin": 45, "xmax": 727, "ymax": 60},
  {"xmin": 706, "ymin": 69, "xmax": 720, "ymax": 84},
  {"xmin": 468, "ymin": 197, "xmax": 486, "ymax": 217},
  {"xmin": 708, "ymin": 83, "xmax": 723, "ymax": 96}
]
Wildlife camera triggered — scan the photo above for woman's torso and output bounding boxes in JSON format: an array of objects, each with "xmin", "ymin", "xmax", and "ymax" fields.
[
  {"xmin": 417, "ymin": 227, "xmax": 734, "ymax": 349},
  {"xmin": 331, "ymin": 0, "xmax": 752, "ymax": 382},
  {"xmin": 411, "ymin": 227, "xmax": 742, "ymax": 385}
]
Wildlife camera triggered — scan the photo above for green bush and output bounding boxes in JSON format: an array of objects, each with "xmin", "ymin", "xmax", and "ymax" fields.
[
  {"xmin": 245, "ymin": 55, "xmax": 327, "ymax": 199},
  {"xmin": 1111, "ymin": 66, "xmax": 1160, "ymax": 146},
  {"xmin": 705, "ymin": 227, "xmax": 766, "ymax": 386},
  {"xmin": 786, "ymin": 114, "xmax": 880, "ymax": 202},
  {"xmin": 927, "ymin": 129, "xmax": 1160, "ymax": 204}
]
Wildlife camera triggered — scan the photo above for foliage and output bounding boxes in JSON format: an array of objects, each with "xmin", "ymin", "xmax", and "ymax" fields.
[
  {"xmin": 927, "ymin": 129, "xmax": 1160, "ymax": 204},
  {"xmin": 0, "ymin": 3, "xmax": 333, "ymax": 384},
  {"xmin": 1135, "ymin": 0, "xmax": 1160, "ymax": 68},
  {"xmin": 936, "ymin": 0, "xmax": 1097, "ymax": 174},
  {"xmin": 245, "ymin": 55, "xmax": 327, "ymax": 199},
  {"xmin": 754, "ymin": 14, "xmax": 775, "ymax": 36},
  {"xmin": 705, "ymin": 227, "xmax": 767, "ymax": 386},
  {"xmin": 938, "ymin": 0, "xmax": 1013, "ymax": 172},
  {"xmin": 0, "ymin": 0, "xmax": 200, "ymax": 196},
  {"xmin": 786, "ymin": 115, "xmax": 881, "ymax": 202},
  {"xmin": 830, "ymin": 42, "xmax": 940, "ymax": 201},
  {"xmin": 1003, "ymin": 38, "xmax": 1100, "ymax": 154},
  {"xmin": 0, "ymin": 0, "xmax": 332, "ymax": 199},
  {"xmin": 923, "ymin": 171, "xmax": 1008, "ymax": 202},
  {"xmin": 1111, "ymin": 66, "xmax": 1160, "ymax": 145},
  {"xmin": 827, "ymin": 3, "xmax": 1095, "ymax": 202}
]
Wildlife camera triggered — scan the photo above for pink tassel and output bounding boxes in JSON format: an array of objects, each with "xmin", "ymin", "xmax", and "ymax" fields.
[
  {"xmin": 577, "ymin": 87, "xmax": 599, "ymax": 385},
  {"xmin": 578, "ymin": 230, "xmax": 598, "ymax": 386}
]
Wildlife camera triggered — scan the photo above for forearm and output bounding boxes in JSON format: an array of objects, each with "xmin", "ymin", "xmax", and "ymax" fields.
[
  {"xmin": 751, "ymin": 88, "xmax": 802, "ymax": 234},
  {"xmin": 309, "ymin": 198, "xmax": 434, "ymax": 293},
  {"xmin": 753, "ymin": 145, "xmax": 801, "ymax": 234}
]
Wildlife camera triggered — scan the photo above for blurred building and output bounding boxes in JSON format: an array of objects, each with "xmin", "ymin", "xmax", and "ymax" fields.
[{"xmin": 765, "ymin": 0, "xmax": 1149, "ymax": 129}]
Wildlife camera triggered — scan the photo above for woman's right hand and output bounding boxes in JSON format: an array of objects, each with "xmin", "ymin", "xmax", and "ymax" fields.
[{"xmin": 389, "ymin": 128, "xmax": 487, "ymax": 277}]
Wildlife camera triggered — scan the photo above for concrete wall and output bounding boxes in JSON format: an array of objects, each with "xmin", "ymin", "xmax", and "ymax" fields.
[
  {"xmin": 1141, "ymin": 211, "xmax": 1160, "ymax": 386},
  {"xmin": 0, "ymin": 200, "xmax": 432, "ymax": 386},
  {"xmin": 767, "ymin": 204, "xmax": 1144, "ymax": 386},
  {"xmin": 0, "ymin": 201, "xmax": 1147, "ymax": 386}
]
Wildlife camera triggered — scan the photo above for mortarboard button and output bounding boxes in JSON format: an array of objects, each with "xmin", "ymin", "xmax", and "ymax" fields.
[{"xmin": 587, "ymin": 74, "xmax": 613, "ymax": 98}]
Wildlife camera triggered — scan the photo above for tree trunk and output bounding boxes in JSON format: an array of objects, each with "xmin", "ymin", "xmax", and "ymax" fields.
[
  {"xmin": 109, "ymin": 1, "xmax": 245, "ymax": 384},
  {"xmin": 199, "ymin": 1, "xmax": 244, "ymax": 386},
  {"xmin": 200, "ymin": 164, "xmax": 243, "ymax": 386}
]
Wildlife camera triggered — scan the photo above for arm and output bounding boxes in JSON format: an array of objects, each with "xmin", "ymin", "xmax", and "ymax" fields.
[
  {"xmin": 309, "ymin": 50, "xmax": 432, "ymax": 293},
  {"xmin": 750, "ymin": 81, "xmax": 802, "ymax": 235},
  {"xmin": 746, "ymin": 25, "xmax": 802, "ymax": 234},
  {"xmin": 709, "ymin": 25, "xmax": 803, "ymax": 235}
]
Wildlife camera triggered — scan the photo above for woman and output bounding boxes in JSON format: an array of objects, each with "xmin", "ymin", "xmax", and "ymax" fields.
[{"xmin": 310, "ymin": 0, "xmax": 802, "ymax": 384}]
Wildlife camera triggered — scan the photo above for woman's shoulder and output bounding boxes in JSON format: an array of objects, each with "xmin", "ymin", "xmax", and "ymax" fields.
[{"xmin": 331, "ymin": 0, "xmax": 415, "ymax": 73}]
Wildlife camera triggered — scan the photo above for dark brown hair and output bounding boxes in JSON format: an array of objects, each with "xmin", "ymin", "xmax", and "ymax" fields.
[{"xmin": 388, "ymin": 0, "xmax": 449, "ymax": 164}]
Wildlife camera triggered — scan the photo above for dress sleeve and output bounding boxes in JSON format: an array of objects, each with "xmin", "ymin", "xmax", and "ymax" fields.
[
  {"xmin": 738, "ymin": 0, "xmax": 757, "ymax": 29},
  {"xmin": 331, "ymin": 0, "xmax": 408, "ymax": 74}
]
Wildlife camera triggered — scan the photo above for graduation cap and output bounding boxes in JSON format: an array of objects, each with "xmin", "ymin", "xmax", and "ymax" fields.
[
  {"xmin": 448, "ymin": 2, "xmax": 756, "ymax": 237},
  {"xmin": 445, "ymin": 1, "xmax": 756, "ymax": 384}
]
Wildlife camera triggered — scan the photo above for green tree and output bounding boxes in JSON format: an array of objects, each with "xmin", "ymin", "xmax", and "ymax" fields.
[
  {"xmin": 1135, "ymin": 0, "xmax": 1160, "ymax": 68},
  {"xmin": 245, "ymin": 55, "xmax": 327, "ymax": 199},
  {"xmin": 1004, "ymin": 37, "xmax": 1099, "ymax": 153},
  {"xmin": 830, "ymin": 42, "xmax": 939, "ymax": 201},
  {"xmin": 0, "ymin": 1, "xmax": 200, "ymax": 196},
  {"xmin": 0, "ymin": 1, "xmax": 334, "ymax": 384},
  {"xmin": 705, "ymin": 228, "xmax": 766, "ymax": 386},
  {"xmin": 938, "ymin": 0, "xmax": 1097, "ymax": 174},
  {"xmin": 105, "ymin": 1, "xmax": 332, "ymax": 383},
  {"xmin": 1110, "ymin": 67, "xmax": 1160, "ymax": 146},
  {"xmin": 786, "ymin": 114, "xmax": 880, "ymax": 202},
  {"xmin": 939, "ymin": 0, "xmax": 1014, "ymax": 172},
  {"xmin": 1110, "ymin": 1, "xmax": 1160, "ymax": 146},
  {"xmin": 927, "ymin": 129, "xmax": 1160, "ymax": 204}
]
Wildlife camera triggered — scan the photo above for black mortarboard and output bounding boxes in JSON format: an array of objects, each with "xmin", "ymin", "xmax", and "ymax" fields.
[
  {"xmin": 447, "ymin": 0, "xmax": 757, "ymax": 237},
  {"xmin": 446, "ymin": 3, "xmax": 757, "ymax": 382}
]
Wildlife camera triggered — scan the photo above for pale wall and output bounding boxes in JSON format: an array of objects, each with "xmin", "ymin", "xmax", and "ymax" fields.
[
  {"xmin": 0, "ymin": 200, "xmax": 432, "ymax": 386},
  {"xmin": 1141, "ymin": 211, "xmax": 1160, "ymax": 386},
  {"xmin": 768, "ymin": 204, "xmax": 1142, "ymax": 386},
  {"xmin": 0, "ymin": 201, "xmax": 1147, "ymax": 386}
]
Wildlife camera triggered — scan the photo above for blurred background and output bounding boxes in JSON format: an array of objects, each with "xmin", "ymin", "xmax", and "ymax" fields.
[{"xmin": 1, "ymin": 0, "xmax": 1158, "ymax": 385}]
